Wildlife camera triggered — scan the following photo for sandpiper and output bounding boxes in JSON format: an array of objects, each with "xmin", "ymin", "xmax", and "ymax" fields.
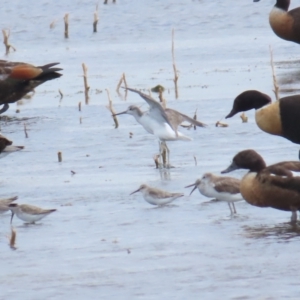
[
  {"xmin": 0, "ymin": 60, "xmax": 62, "ymax": 114},
  {"xmin": 113, "ymin": 87, "xmax": 206, "ymax": 167},
  {"xmin": 130, "ymin": 184, "xmax": 184, "ymax": 206},
  {"xmin": 185, "ymin": 173, "xmax": 243, "ymax": 215},
  {"xmin": 0, "ymin": 196, "xmax": 18, "ymax": 213},
  {"xmin": 8, "ymin": 203, "xmax": 56, "ymax": 224}
]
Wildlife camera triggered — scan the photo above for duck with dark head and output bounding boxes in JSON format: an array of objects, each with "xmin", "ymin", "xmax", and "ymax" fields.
[
  {"xmin": 225, "ymin": 90, "xmax": 300, "ymax": 156},
  {"xmin": 222, "ymin": 149, "xmax": 300, "ymax": 222},
  {"xmin": 254, "ymin": 0, "xmax": 300, "ymax": 44}
]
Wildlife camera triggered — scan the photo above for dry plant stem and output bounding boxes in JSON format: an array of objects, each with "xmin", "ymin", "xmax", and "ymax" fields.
[
  {"xmin": 23, "ymin": 123, "xmax": 28, "ymax": 138},
  {"xmin": 9, "ymin": 227, "xmax": 16, "ymax": 250},
  {"xmin": 64, "ymin": 14, "xmax": 69, "ymax": 38},
  {"xmin": 59, "ymin": 89, "xmax": 63, "ymax": 101},
  {"xmin": 153, "ymin": 154, "xmax": 160, "ymax": 169},
  {"xmin": 80, "ymin": 117, "xmax": 82, "ymax": 124},
  {"xmin": 240, "ymin": 112, "xmax": 248, "ymax": 123},
  {"xmin": 269, "ymin": 45, "xmax": 279, "ymax": 101},
  {"xmin": 58, "ymin": 151, "xmax": 62, "ymax": 162},
  {"xmin": 122, "ymin": 73, "xmax": 128, "ymax": 100},
  {"xmin": 215, "ymin": 121, "xmax": 228, "ymax": 127},
  {"xmin": 194, "ymin": 156, "xmax": 197, "ymax": 166},
  {"xmin": 78, "ymin": 102, "xmax": 81, "ymax": 111},
  {"xmin": 50, "ymin": 20, "xmax": 56, "ymax": 29},
  {"xmin": 93, "ymin": 11, "xmax": 99, "ymax": 33},
  {"xmin": 106, "ymin": 89, "xmax": 119, "ymax": 128},
  {"xmin": 82, "ymin": 63, "xmax": 90, "ymax": 104},
  {"xmin": 2, "ymin": 29, "xmax": 16, "ymax": 55},
  {"xmin": 161, "ymin": 147, "xmax": 167, "ymax": 167},
  {"xmin": 116, "ymin": 74, "xmax": 123, "ymax": 96},
  {"xmin": 172, "ymin": 28, "xmax": 179, "ymax": 99},
  {"xmin": 193, "ymin": 108, "xmax": 198, "ymax": 130}
]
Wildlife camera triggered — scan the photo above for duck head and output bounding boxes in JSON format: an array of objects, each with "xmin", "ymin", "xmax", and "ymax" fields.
[{"xmin": 225, "ymin": 90, "xmax": 272, "ymax": 118}]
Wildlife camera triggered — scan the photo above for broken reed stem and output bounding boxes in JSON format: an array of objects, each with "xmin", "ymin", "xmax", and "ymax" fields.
[
  {"xmin": 23, "ymin": 123, "xmax": 28, "ymax": 138},
  {"xmin": 9, "ymin": 227, "xmax": 17, "ymax": 250},
  {"xmin": 50, "ymin": 20, "xmax": 56, "ymax": 29},
  {"xmin": 193, "ymin": 108, "xmax": 197, "ymax": 130},
  {"xmin": 93, "ymin": 11, "xmax": 99, "ymax": 33},
  {"xmin": 153, "ymin": 154, "xmax": 160, "ymax": 169},
  {"xmin": 122, "ymin": 73, "xmax": 128, "ymax": 100},
  {"xmin": 58, "ymin": 151, "xmax": 62, "ymax": 162},
  {"xmin": 269, "ymin": 45, "xmax": 279, "ymax": 101},
  {"xmin": 2, "ymin": 29, "xmax": 16, "ymax": 55},
  {"xmin": 82, "ymin": 63, "xmax": 90, "ymax": 104},
  {"xmin": 161, "ymin": 147, "xmax": 167, "ymax": 167},
  {"xmin": 240, "ymin": 112, "xmax": 248, "ymax": 123},
  {"xmin": 58, "ymin": 89, "xmax": 63, "ymax": 101},
  {"xmin": 193, "ymin": 155, "xmax": 197, "ymax": 166},
  {"xmin": 106, "ymin": 89, "xmax": 119, "ymax": 128},
  {"xmin": 78, "ymin": 101, "xmax": 81, "ymax": 111},
  {"xmin": 80, "ymin": 117, "xmax": 82, "ymax": 124},
  {"xmin": 64, "ymin": 14, "xmax": 69, "ymax": 38},
  {"xmin": 172, "ymin": 28, "xmax": 179, "ymax": 99}
]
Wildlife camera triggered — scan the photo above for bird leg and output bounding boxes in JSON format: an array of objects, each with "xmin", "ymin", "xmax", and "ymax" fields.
[
  {"xmin": 0, "ymin": 104, "xmax": 9, "ymax": 114},
  {"xmin": 160, "ymin": 141, "xmax": 170, "ymax": 168},
  {"xmin": 228, "ymin": 203, "xmax": 234, "ymax": 216},
  {"xmin": 231, "ymin": 202, "xmax": 237, "ymax": 214}
]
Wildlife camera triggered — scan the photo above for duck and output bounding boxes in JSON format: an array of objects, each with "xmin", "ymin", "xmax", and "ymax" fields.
[
  {"xmin": 130, "ymin": 184, "xmax": 184, "ymax": 206},
  {"xmin": 225, "ymin": 90, "xmax": 300, "ymax": 146},
  {"xmin": 0, "ymin": 60, "xmax": 62, "ymax": 114},
  {"xmin": 221, "ymin": 149, "xmax": 300, "ymax": 222},
  {"xmin": 185, "ymin": 173, "xmax": 244, "ymax": 215},
  {"xmin": 254, "ymin": 0, "xmax": 300, "ymax": 44},
  {"xmin": 0, "ymin": 134, "xmax": 24, "ymax": 158}
]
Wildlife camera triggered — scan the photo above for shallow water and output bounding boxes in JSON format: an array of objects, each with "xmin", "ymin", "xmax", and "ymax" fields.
[{"xmin": 1, "ymin": 0, "xmax": 300, "ymax": 299}]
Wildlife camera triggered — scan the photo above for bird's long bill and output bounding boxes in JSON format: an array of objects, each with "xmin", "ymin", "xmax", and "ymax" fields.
[
  {"xmin": 184, "ymin": 183, "xmax": 198, "ymax": 196},
  {"xmin": 10, "ymin": 211, "xmax": 14, "ymax": 224},
  {"xmin": 221, "ymin": 161, "xmax": 238, "ymax": 174},
  {"xmin": 130, "ymin": 188, "xmax": 141, "ymax": 195},
  {"xmin": 225, "ymin": 108, "xmax": 237, "ymax": 119},
  {"xmin": 112, "ymin": 110, "xmax": 127, "ymax": 117}
]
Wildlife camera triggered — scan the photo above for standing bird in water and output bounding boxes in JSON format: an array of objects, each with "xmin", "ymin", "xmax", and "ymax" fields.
[
  {"xmin": 254, "ymin": 0, "xmax": 300, "ymax": 44},
  {"xmin": 0, "ymin": 60, "xmax": 62, "ymax": 114}
]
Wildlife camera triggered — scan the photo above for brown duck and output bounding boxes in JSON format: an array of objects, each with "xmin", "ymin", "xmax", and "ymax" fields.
[
  {"xmin": 222, "ymin": 149, "xmax": 300, "ymax": 222},
  {"xmin": 254, "ymin": 0, "xmax": 300, "ymax": 44},
  {"xmin": 0, "ymin": 60, "xmax": 62, "ymax": 114}
]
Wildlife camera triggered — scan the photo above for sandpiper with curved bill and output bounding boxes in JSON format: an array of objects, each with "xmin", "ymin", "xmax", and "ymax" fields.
[
  {"xmin": 113, "ymin": 87, "xmax": 206, "ymax": 168},
  {"xmin": 130, "ymin": 184, "xmax": 184, "ymax": 206},
  {"xmin": 8, "ymin": 203, "xmax": 56, "ymax": 224},
  {"xmin": 0, "ymin": 196, "xmax": 18, "ymax": 214},
  {"xmin": 0, "ymin": 134, "xmax": 24, "ymax": 158},
  {"xmin": 0, "ymin": 60, "xmax": 62, "ymax": 114},
  {"xmin": 185, "ymin": 173, "xmax": 243, "ymax": 215}
]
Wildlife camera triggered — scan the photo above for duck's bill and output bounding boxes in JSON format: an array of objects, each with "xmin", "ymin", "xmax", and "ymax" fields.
[
  {"xmin": 221, "ymin": 162, "xmax": 239, "ymax": 174},
  {"xmin": 112, "ymin": 111, "xmax": 127, "ymax": 117},
  {"xmin": 184, "ymin": 183, "xmax": 198, "ymax": 196},
  {"xmin": 225, "ymin": 108, "xmax": 238, "ymax": 119}
]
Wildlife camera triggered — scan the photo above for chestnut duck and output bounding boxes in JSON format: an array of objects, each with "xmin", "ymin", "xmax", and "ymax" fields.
[{"xmin": 222, "ymin": 149, "xmax": 300, "ymax": 222}]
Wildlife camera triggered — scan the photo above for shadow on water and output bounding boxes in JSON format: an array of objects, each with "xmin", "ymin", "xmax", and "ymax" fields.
[{"xmin": 242, "ymin": 222, "xmax": 300, "ymax": 242}]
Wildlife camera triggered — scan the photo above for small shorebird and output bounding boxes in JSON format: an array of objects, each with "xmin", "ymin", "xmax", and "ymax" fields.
[
  {"xmin": 225, "ymin": 90, "xmax": 300, "ymax": 156},
  {"xmin": 0, "ymin": 134, "xmax": 24, "ymax": 158},
  {"xmin": 0, "ymin": 196, "xmax": 18, "ymax": 213},
  {"xmin": 130, "ymin": 184, "xmax": 184, "ymax": 206},
  {"xmin": 0, "ymin": 60, "xmax": 62, "ymax": 114},
  {"xmin": 254, "ymin": 0, "xmax": 300, "ymax": 45},
  {"xmin": 8, "ymin": 203, "xmax": 56, "ymax": 224},
  {"xmin": 221, "ymin": 149, "xmax": 300, "ymax": 222},
  {"xmin": 114, "ymin": 87, "xmax": 206, "ymax": 167},
  {"xmin": 185, "ymin": 173, "xmax": 243, "ymax": 215}
]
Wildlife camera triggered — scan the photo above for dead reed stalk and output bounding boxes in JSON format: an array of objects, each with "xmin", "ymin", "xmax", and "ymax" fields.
[
  {"xmin": 9, "ymin": 227, "xmax": 17, "ymax": 250},
  {"xmin": 58, "ymin": 89, "xmax": 64, "ymax": 101},
  {"xmin": 23, "ymin": 123, "xmax": 28, "ymax": 138},
  {"xmin": 153, "ymin": 154, "xmax": 160, "ymax": 169},
  {"xmin": 193, "ymin": 155, "xmax": 197, "ymax": 166},
  {"xmin": 106, "ymin": 89, "xmax": 119, "ymax": 128},
  {"xmin": 2, "ymin": 29, "xmax": 16, "ymax": 55},
  {"xmin": 193, "ymin": 108, "xmax": 197, "ymax": 130},
  {"xmin": 64, "ymin": 14, "xmax": 69, "ymax": 38},
  {"xmin": 172, "ymin": 29, "xmax": 179, "ymax": 99},
  {"xmin": 78, "ymin": 102, "xmax": 82, "ymax": 111},
  {"xmin": 58, "ymin": 151, "xmax": 62, "ymax": 162},
  {"xmin": 240, "ymin": 112, "xmax": 248, "ymax": 123},
  {"xmin": 269, "ymin": 45, "xmax": 279, "ymax": 101},
  {"xmin": 93, "ymin": 11, "xmax": 99, "ymax": 33},
  {"xmin": 82, "ymin": 63, "xmax": 90, "ymax": 104}
]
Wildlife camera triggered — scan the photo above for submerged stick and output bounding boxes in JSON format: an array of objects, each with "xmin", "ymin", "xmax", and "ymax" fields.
[
  {"xmin": 153, "ymin": 154, "xmax": 160, "ymax": 169},
  {"xmin": 23, "ymin": 123, "xmax": 28, "ymax": 138},
  {"xmin": 2, "ymin": 29, "xmax": 16, "ymax": 55},
  {"xmin": 78, "ymin": 102, "xmax": 81, "ymax": 111},
  {"xmin": 193, "ymin": 108, "xmax": 198, "ymax": 130},
  {"xmin": 82, "ymin": 63, "xmax": 90, "ymax": 104},
  {"xmin": 106, "ymin": 89, "xmax": 119, "ymax": 128},
  {"xmin": 58, "ymin": 89, "xmax": 64, "ymax": 102},
  {"xmin": 172, "ymin": 29, "xmax": 179, "ymax": 99},
  {"xmin": 269, "ymin": 45, "xmax": 279, "ymax": 101},
  {"xmin": 64, "ymin": 14, "xmax": 69, "ymax": 38},
  {"xmin": 9, "ymin": 227, "xmax": 17, "ymax": 250},
  {"xmin": 58, "ymin": 151, "xmax": 62, "ymax": 162},
  {"xmin": 93, "ymin": 11, "xmax": 99, "ymax": 33}
]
